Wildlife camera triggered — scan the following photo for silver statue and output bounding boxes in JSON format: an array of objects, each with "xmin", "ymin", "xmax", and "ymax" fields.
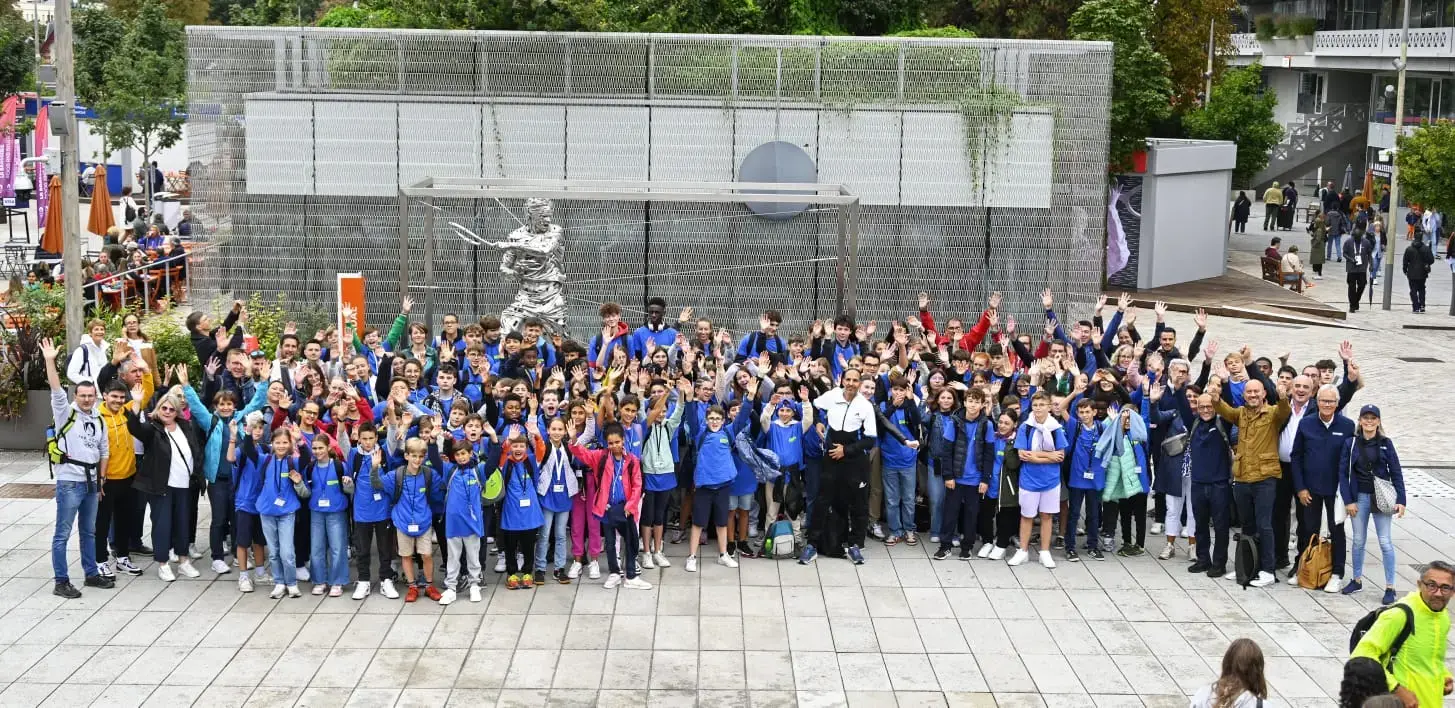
[{"xmin": 449, "ymin": 198, "xmax": 569, "ymax": 335}]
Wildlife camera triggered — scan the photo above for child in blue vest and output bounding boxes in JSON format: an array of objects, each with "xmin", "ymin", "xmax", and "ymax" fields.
[
  {"xmin": 639, "ymin": 380, "xmax": 687, "ymax": 572},
  {"xmin": 982, "ymin": 411, "xmax": 1023, "ymax": 559},
  {"xmin": 255, "ymin": 427, "xmax": 309, "ymax": 599},
  {"xmin": 498, "ymin": 435, "xmax": 545, "ymax": 590},
  {"xmin": 345, "ymin": 421, "xmax": 398, "ymax": 601},
  {"xmin": 880, "ymin": 376, "xmax": 923, "ymax": 546},
  {"xmin": 1064, "ymin": 398, "xmax": 1107, "ymax": 562},
  {"xmin": 686, "ymin": 388, "xmax": 755, "ymax": 572},
  {"xmin": 439, "ymin": 439, "xmax": 488, "ymax": 605},
  {"xmin": 227, "ymin": 412, "xmax": 270, "ymax": 593},
  {"xmin": 936, "ymin": 388, "xmax": 993, "ymax": 560},
  {"xmin": 535, "ymin": 417, "xmax": 577, "ymax": 584},
  {"xmin": 726, "ymin": 399, "xmax": 760, "ymax": 558},
  {"xmin": 923, "ymin": 387, "xmax": 961, "ymax": 546},
  {"xmin": 761, "ymin": 391, "xmax": 814, "ymax": 534},
  {"xmin": 304, "ymin": 433, "xmax": 351, "ymax": 597},
  {"xmin": 378, "ymin": 436, "xmax": 445, "ymax": 602}
]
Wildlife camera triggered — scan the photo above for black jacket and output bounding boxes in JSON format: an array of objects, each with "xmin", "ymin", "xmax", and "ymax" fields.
[
  {"xmin": 1404, "ymin": 240, "xmax": 1435, "ymax": 280},
  {"xmin": 125, "ymin": 410, "xmax": 205, "ymax": 496},
  {"xmin": 948, "ymin": 413, "xmax": 996, "ymax": 484},
  {"xmin": 190, "ymin": 308, "xmax": 242, "ymax": 371}
]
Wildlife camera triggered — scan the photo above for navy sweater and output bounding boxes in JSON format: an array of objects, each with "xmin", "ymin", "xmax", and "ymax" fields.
[{"xmin": 1290, "ymin": 413, "xmax": 1356, "ymax": 497}]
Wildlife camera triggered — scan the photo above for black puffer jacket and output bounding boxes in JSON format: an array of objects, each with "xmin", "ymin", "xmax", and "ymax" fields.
[{"xmin": 125, "ymin": 410, "xmax": 205, "ymax": 496}]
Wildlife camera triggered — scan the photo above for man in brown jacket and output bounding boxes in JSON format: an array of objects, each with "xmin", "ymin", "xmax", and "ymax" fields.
[{"xmin": 1215, "ymin": 352, "xmax": 1291, "ymax": 587}]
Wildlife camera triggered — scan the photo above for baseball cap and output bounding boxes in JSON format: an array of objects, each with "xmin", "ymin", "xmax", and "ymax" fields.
[{"xmin": 1358, "ymin": 404, "xmax": 1381, "ymax": 418}]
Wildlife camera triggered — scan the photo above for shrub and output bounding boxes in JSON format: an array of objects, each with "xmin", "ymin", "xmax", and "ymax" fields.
[{"xmin": 1255, "ymin": 15, "xmax": 1276, "ymax": 40}]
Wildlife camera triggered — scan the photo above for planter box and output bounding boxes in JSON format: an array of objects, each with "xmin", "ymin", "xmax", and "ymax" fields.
[
  {"xmin": 1260, "ymin": 37, "xmax": 1315, "ymax": 55},
  {"xmin": 0, "ymin": 390, "xmax": 54, "ymax": 451}
]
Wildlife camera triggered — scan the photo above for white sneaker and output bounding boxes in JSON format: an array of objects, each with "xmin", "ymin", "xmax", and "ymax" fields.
[
  {"xmin": 567, "ymin": 560, "xmax": 582, "ymax": 579},
  {"xmin": 353, "ymin": 582, "xmax": 371, "ymax": 600},
  {"xmin": 188, "ymin": 544, "xmax": 204, "ymax": 560},
  {"xmin": 286, "ymin": 585, "xmax": 302, "ymax": 598},
  {"xmin": 294, "ymin": 566, "xmax": 310, "ymax": 582},
  {"xmin": 177, "ymin": 560, "xmax": 201, "ymax": 578},
  {"xmin": 97, "ymin": 559, "xmax": 116, "ymax": 578},
  {"xmin": 1250, "ymin": 571, "xmax": 1276, "ymax": 588},
  {"xmin": 238, "ymin": 573, "xmax": 254, "ymax": 593},
  {"xmin": 253, "ymin": 567, "xmax": 269, "ymax": 582},
  {"xmin": 1039, "ymin": 550, "xmax": 1056, "ymax": 569},
  {"xmin": 930, "ymin": 535, "xmax": 940, "ymax": 544},
  {"xmin": 989, "ymin": 545, "xmax": 1007, "ymax": 561},
  {"xmin": 587, "ymin": 560, "xmax": 601, "ymax": 579},
  {"xmin": 494, "ymin": 555, "xmax": 507, "ymax": 573},
  {"xmin": 685, "ymin": 556, "xmax": 698, "ymax": 573},
  {"xmin": 168, "ymin": 551, "xmax": 179, "ymax": 563},
  {"xmin": 379, "ymin": 579, "xmax": 399, "ymax": 599},
  {"xmin": 312, "ymin": 583, "xmax": 326, "ymax": 596},
  {"xmin": 1149, "ymin": 523, "xmax": 1164, "ymax": 536},
  {"xmin": 115, "ymin": 556, "xmax": 143, "ymax": 576},
  {"xmin": 1287, "ymin": 571, "xmax": 1301, "ymax": 586},
  {"xmin": 469, "ymin": 584, "xmax": 482, "ymax": 602},
  {"xmin": 718, "ymin": 553, "xmax": 739, "ymax": 569},
  {"xmin": 653, "ymin": 552, "xmax": 670, "ymax": 568},
  {"xmin": 439, "ymin": 588, "xmax": 457, "ymax": 605},
  {"xmin": 1324, "ymin": 575, "xmax": 1343, "ymax": 594},
  {"xmin": 603, "ymin": 573, "xmax": 622, "ymax": 589},
  {"xmin": 639, "ymin": 553, "xmax": 655, "ymax": 570},
  {"xmin": 211, "ymin": 559, "xmax": 230, "ymax": 574},
  {"xmin": 1007, "ymin": 549, "xmax": 1029, "ymax": 567},
  {"xmin": 157, "ymin": 563, "xmax": 176, "ymax": 582},
  {"xmin": 269, "ymin": 584, "xmax": 286, "ymax": 599},
  {"xmin": 624, "ymin": 576, "xmax": 653, "ymax": 590},
  {"xmin": 977, "ymin": 543, "xmax": 994, "ymax": 559}
]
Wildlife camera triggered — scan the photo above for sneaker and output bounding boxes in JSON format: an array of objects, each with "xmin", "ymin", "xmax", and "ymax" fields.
[
  {"xmin": 639, "ymin": 553, "xmax": 655, "ymax": 570},
  {"xmin": 530, "ymin": 570, "xmax": 545, "ymax": 585},
  {"xmin": 653, "ymin": 552, "xmax": 670, "ymax": 568},
  {"xmin": 211, "ymin": 559, "xmax": 230, "ymax": 574},
  {"xmin": 425, "ymin": 586, "xmax": 442, "ymax": 601},
  {"xmin": 253, "ymin": 567, "xmax": 269, "ymax": 582},
  {"xmin": 1324, "ymin": 575, "xmax": 1344, "ymax": 594},
  {"xmin": 1124, "ymin": 544, "xmax": 1146, "ymax": 557},
  {"xmin": 1039, "ymin": 550, "xmax": 1056, "ymax": 569},
  {"xmin": 1007, "ymin": 549, "xmax": 1029, "ymax": 566},
  {"xmin": 1157, "ymin": 544, "xmax": 1175, "ymax": 561},
  {"xmin": 405, "ymin": 585, "xmax": 420, "ymax": 602},
  {"xmin": 295, "ymin": 566, "xmax": 310, "ymax": 582},
  {"xmin": 520, "ymin": 575, "xmax": 534, "ymax": 590},
  {"xmin": 169, "ymin": 551, "xmax": 179, "ymax": 563},
  {"xmin": 1187, "ymin": 562, "xmax": 1211, "ymax": 574},
  {"xmin": 380, "ymin": 579, "xmax": 400, "ymax": 599},
  {"xmin": 869, "ymin": 522, "xmax": 885, "ymax": 541},
  {"xmin": 603, "ymin": 573, "xmax": 622, "ymax": 589},
  {"xmin": 1100, "ymin": 535, "xmax": 1115, "ymax": 553},
  {"xmin": 158, "ymin": 563, "xmax": 176, "ymax": 582},
  {"xmin": 718, "ymin": 553, "xmax": 739, "ymax": 569},
  {"xmin": 930, "ymin": 535, "xmax": 941, "ymax": 544},
  {"xmin": 1088, "ymin": 548, "xmax": 1105, "ymax": 561},
  {"xmin": 1382, "ymin": 587, "xmax": 1397, "ymax": 605},
  {"xmin": 977, "ymin": 543, "xmax": 994, "ymax": 559},
  {"xmin": 270, "ymin": 584, "xmax": 286, "ymax": 599},
  {"xmin": 587, "ymin": 561, "xmax": 601, "ymax": 580},
  {"xmin": 1206, "ymin": 567, "xmax": 1226, "ymax": 579},
  {"xmin": 1065, "ymin": 549, "xmax": 1080, "ymax": 563},
  {"xmin": 505, "ymin": 575, "xmax": 520, "ymax": 590},
  {"xmin": 238, "ymin": 573, "xmax": 255, "ymax": 593},
  {"xmin": 685, "ymin": 556, "xmax": 698, "ymax": 572},
  {"xmin": 287, "ymin": 585, "xmax": 302, "ymax": 598},
  {"xmin": 671, "ymin": 529, "xmax": 687, "ymax": 544},
  {"xmin": 494, "ymin": 555, "xmax": 507, "ymax": 573},
  {"xmin": 1286, "ymin": 571, "xmax": 1301, "ymax": 586},
  {"xmin": 554, "ymin": 568, "xmax": 572, "ymax": 584},
  {"xmin": 177, "ymin": 560, "xmax": 201, "ymax": 578},
  {"xmin": 131, "ymin": 542, "xmax": 153, "ymax": 556},
  {"xmin": 797, "ymin": 545, "xmax": 818, "ymax": 565},
  {"xmin": 1051, "ymin": 535, "xmax": 1064, "ymax": 550},
  {"xmin": 738, "ymin": 541, "xmax": 758, "ymax": 559},
  {"xmin": 329, "ymin": 585, "xmax": 343, "ymax": 598},
  {"xmin": 85, "ymin": 574, "xmax": 115, "ymax": 589},
  {"xmin": 905, "ymin": 532, "xmax": 918, "ymax": 546},
  {"xmin": 188, "ymin": 544, "xmax": 204, "ymax": 560},
  {"xmin": 353, "ymin": 582, "xmax": 371, "ymax": 600},
  {"xmin": 115, "ymin": 556, "xmax": 143, "ymax": 576},
  {"xmin": 1341, "ymin": 579, "xmax": 1362, "ymax": 595},
  {"xmin": 624, "ymin": 576, "xmax": 652, "ymax": 590},
  {"xmin": 989, "ymin": 545, "xmax": 1007, "ymax": 561},
  {"xmin": 933, "ymin": 547, "xmax": 953, "ymax": 561},
  {"xmin": 53, "ymin": 580, "xmax": 82, "ymax": 599},
  {"xmin": 1249, "ymin": 571, "xmax": 1275, "ymax": 588},
  {"xmin": 312, "ymin": 584, "xmax": 326, "ymax": 596},
  {"xmin": 847, "ymin": 546, "xmax": 864, "ymax": 565},
  {"xmin": 97, "ymin": 559, "xmax": 116, "ymax": 578},
  {"xmin": 438, "ymin": 588, "xmax": 456, "ymax": 606},
  {"xmin": 567, "ymin": 560, "xmax": 582, "ymax": 579},
  {"xmin": 1149, "ymin": 522, "xmax": 1164, "ymax": 536},
  {"xmin": 951, "ymin": 536, "xmax": 961, "ymax": 548},
  {"xmin": 469, "ymin": 584, "xmax": 482, "ymax": 602}
]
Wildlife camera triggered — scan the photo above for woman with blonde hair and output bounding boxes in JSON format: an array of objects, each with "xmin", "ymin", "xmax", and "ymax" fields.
[
  {"xmin": 1190, "ymin": 637, "xmax": 1273, "ymax": 707},
  {"xmin": 1338, "ymin": 404, "xmax": 1405, "ymax": 605}
]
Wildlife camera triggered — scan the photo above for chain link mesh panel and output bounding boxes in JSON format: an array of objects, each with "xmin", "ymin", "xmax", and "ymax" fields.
[{"xmin": 187, "ymin": 28, "xmax": 1111, "ymax": 336}]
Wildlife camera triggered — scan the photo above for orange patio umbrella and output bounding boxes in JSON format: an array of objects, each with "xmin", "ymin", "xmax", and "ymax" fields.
[
  {"xmin": 39, "ymin": 175, "xmax": 62, "ymax": 255},
  {"xmin": 1362, "ymin": 167, "xmax": 1375, "ymax": 203},
  {"xmin": 87, "ymin": 165, "xmax": 115, "ymax": 237}
]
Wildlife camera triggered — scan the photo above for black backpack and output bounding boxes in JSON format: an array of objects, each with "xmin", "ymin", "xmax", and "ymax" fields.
[
  {"xmin": 1234, "ymin": 534, "xmax": 1259, "ymax": 588},
  {"xmin": 1349, "ymin": 603, "xmax": 1415, "ymax": 668},
  {"xmin": 817, "ymin": 505, "xmax": 847, "ymax": 558}
]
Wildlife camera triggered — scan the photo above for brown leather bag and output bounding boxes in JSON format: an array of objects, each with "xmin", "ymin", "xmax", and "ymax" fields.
[{"xmin": 1297, "ymin": 534, "xmax": 1332, "ymax": 589}]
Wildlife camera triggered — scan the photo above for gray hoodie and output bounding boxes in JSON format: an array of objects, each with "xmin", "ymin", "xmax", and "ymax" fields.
[{"xmin": 50, "ymin": 389, "xmax": 108, "ymax": 484}]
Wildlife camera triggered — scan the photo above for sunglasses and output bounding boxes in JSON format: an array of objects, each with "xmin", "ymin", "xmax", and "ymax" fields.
[{"xmin": 157, "ymin": 405, "xmax": 176, "ymax": 413}]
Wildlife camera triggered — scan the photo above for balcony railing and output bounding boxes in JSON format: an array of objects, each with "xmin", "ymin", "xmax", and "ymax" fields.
[{"xmin": 1232, "ymin": 28, "xmax": 1455, "ymax": 58}]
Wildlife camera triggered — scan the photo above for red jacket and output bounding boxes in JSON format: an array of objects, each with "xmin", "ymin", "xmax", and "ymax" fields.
[
  {"xmin": 918, "ymin": 307, "xmax": 992, "ymax": 352},
  {"xmin": 568, "ymin": 444, "xmax": 643, "ymax": 520}
]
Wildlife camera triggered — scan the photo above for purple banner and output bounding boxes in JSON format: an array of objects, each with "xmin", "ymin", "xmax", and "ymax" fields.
[
  {"xmin": 0, "ymin": 137, "xmax": 15, "ymax": 200},
  {"xmin": 34, "ymin": 163, "xmax": 47, "ymax": 229}
]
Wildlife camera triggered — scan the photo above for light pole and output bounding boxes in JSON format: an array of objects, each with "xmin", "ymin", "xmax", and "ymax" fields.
[
  {"xmin": 1380, "ymin": 0, "xmax": 1410, "ymax": 310},
  {"xmin": 53, "ymin": 0, "xmax": 82, "ymax": 351}
]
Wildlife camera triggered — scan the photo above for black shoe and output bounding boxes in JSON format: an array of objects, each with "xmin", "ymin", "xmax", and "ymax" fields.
[
  {"xmin": 532, "ymin": 570, "xmax": 547, "ymax": 586},
  {"xmin": 933, "ymin": 547, "xmax": 953, "ymax": 561},
  {"xmin": 53, "ymin": 581, "xmax": 82, "ymax": 599},
  {"xmin": 1187, "ymin": 562, "xmax": 1211, "ymax": 574},
  {"xmin": 131, "ymin": 543, "xmax": 152, "ymax": 555},
  {"xmin": 1207, "ymin": 567, "xmax": 1226, "ymax": 579},
  {"xmin": 1066, "ymin": 549, "xmax": 1080, "ymax": 562},
  {"xmin": 84, "ymin": 574, "xmax": 115, "ymax": 589},
  {"xmin": 1087, "ymin": 548, "xmax": 1105, "ymax": 561}
]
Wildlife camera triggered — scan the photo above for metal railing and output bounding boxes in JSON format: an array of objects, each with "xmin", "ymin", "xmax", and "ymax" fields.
[
  {"xmin": 1269, "ymin": 102, "xmax": 1366, "ymax": 164},
  {"xmin": 87, "ymin": 240, "xmax": 216, "ymax": 312}
]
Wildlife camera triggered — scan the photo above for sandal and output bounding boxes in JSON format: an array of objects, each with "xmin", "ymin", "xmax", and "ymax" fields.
[
  {"xmin": 884, "ymin": 535, "xmax": 899, "ymax": 547},
  {"xmin": 905, "ymin": 533, "xmax": 919, "ymax": 546}
]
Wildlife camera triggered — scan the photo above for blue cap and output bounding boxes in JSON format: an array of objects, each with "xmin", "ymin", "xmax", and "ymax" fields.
[{"xmin": 1358, "ymin": 404, "xmax": 1381, "ymax": 418}]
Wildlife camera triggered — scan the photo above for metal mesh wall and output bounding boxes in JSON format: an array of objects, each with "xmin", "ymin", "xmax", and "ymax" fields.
[{"xmin": 187, "ymin": 28, "xmax": 1112, "ymax": 335}]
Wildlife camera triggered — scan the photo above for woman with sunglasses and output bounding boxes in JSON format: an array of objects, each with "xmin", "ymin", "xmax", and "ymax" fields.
[
  {"xmin": 1339, "ymin": 404, "xmax": 1407, "ymax": 605},
  {"xmin": 125, "ymin": 375, "xmax": 205, "ymax": 582}
]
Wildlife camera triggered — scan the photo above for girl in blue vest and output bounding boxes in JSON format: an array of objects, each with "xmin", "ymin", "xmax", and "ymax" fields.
[
  {"xmin": 304, "ymin": 432, "xmax": 350, "ymax": 597},
  {"xmin": 226, "ymin": 412, "xmax": 270, "ymax": 593},
  {"xmin": 639, "ymin": 381, "xmax": 687, "ymax": 571},
  {"xmin": 983, "ymin": 410, "xmax": 1023, "ymax": 560},
  {"xmin": 344, "ymin": 421, "xmax": 399, "ymax": 601},
  {"xmin": 535, "ymin": 417, "xmax": 578, "ymax": 584},
  {"xmin": 439, "ymin": 439, "xmax": 488, "ymax": 605},
  {"xmin": 761, "ymin": 392, "xmax": 814, "ymax": 534},
  {"xmin": 255, "ymin": 427, "xmax": 308, "ymax": 599},
  {"xmin": 499, "ymin": 435, "xmax": 545, "ymax": 590},
  {"xmin": 922, "ymin": 387, "xmax": 960, "ymax": 546}
]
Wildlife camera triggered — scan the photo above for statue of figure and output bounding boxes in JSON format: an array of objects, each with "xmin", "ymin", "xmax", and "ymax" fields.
[{"xmin": 449, "ymin": 198, "xmax": 568, "ymax": 335}]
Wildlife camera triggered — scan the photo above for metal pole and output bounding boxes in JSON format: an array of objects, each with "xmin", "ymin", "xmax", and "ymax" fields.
[
  {"xmin": 423, "ymin": 205, "xmax": 434, "ymax": 329},
  {"xmin": 1204, "ymin": 18, "xmax": 1215, "ymax": 105},
  {"xmin": 845, "ymin": 201, "xmax": 859, "ymax": 321},
  {"xmin": 834, "ymin": 203, "xmax": 848, "ymax": 317},
  {"xmin": 1381, "ymin": 0, "xmax": 1410, "ymax": 310},
  {"xmin": 53, "ymin": 0, "xmax": 82, "ymax": 352},
  {"xmin": 397, "ymin": 191, "xmax": 409, "ymax": 304}
]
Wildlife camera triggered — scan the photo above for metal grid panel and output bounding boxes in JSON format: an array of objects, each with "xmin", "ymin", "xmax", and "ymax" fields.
[{"xmin": 187, "ymin": 28, "xmax": 1112, "ymax": 335}]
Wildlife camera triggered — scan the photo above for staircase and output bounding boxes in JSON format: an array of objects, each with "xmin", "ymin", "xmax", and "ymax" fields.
[{"xmin": 1254, "ymin": 102, "xmax": 1369, "ymax": 188}]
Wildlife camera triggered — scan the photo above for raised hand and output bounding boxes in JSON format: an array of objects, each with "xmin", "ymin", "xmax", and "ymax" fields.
[
  {"xmin": 1041, "ymin": 287, "xmax": 1054, "ymax": 310},
  {"xmin": 1339, "ymin": 340, "xmax": 1354, "ymax": 361},
  {"xmin": 1117, "ymin": 291, "xmax": 1132, "ymax": 312},
  {"xmin": 1043, "ymin": 319, "xmax": 1057, "ymax": 340},
  {"xmin": 985, "ymin": 311, "xmax": 999, "ymax": 331},
  {"xmin": 988, "ymin": 291, "xmax": 1002, "ymax": 311},
  {"xmin": 679, "ymin": 306, "xmax": 693, "ymax": 322},
  {"xmin": 214, "ymin": 328, "xmax": 229, "ymax": 349},
  {"xmin": 1153, "ymin": 301, "xmax": 1168, "ymax": 320},
  {"xmin": 283, "ymin": 321, "xmax": 297, "ymax": 336},
  {"xmin": 39, "ymin": 337, "xmax": 58, "ymax": 361},
  {"xmin": 917, "ymin": 291, "xmax": 929, "ymax": 310},
  {"xmin": 1194, "ymin": 308, "xmax": 1208, "ymax": 331},
  {"xmin": 865, "ymin": 320, "xmax": 877, "ymax": 338},
  {"xmin": 176, "ymin": 364, "xmax": 189, "ymax": 387},
  {"xmin": 1094, "ymin": 294, "xmax": 1107, "ymax": 314},
  {"xmin": 401, "ymin": 296, "xmax": 414, "ymax": 314},
  {"xmin": 1004, "ymin": 315, "xmax": 1017, "ymax": 336}
]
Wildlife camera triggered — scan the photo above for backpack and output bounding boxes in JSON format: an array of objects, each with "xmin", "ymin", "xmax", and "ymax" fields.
[
  {"xmin": 45, "ymin": 410, "xmax": 102, "ymax": 480},
  {"xmin": 1234, "ymin": 534, "xmax": 1259, "ymax": 588},
  {"xmin": 762, "ymin": 519, "xmax": 796, "ymax": 559},
  {"xmin": 482, "ymin": 465, "xmax": 505, "ymax": 506},
  {"xmin": 817, "ymin": 505, "xmax": 847, "ymax": 558},
  {"xmin": 391, "ymin": 464, "xmax": 433, "ymax": 506},
  {"xmin": 1349, "ymin": 603, "xmax": 1415, "ymax": 669}
]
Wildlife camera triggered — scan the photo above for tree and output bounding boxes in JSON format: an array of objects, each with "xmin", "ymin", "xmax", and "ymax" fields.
[
  {"xmin": 108, "ymin": 0, "xmax": 209, "ymax": 25},
  {"xmin": 74, "ymin": 7, "xmax": 128, "ymax": 159},
  {"xmin": 1069, "ymin": 0, "xmax": 1172, "ymax": 172},
  {"xmin": 1182, "ymin": 62, "xmax": 1282, "ymax": 186},
  {"xmin": 925, "ymin": 0, "xmax": 1084, "ymax": 40},
  {"xmin": 0, "ymin": 6, "xmax": 34, "ymax": 97},
  {"xmin": 89, "ymin": 0, "xmax": 187, "ymax": 202},
  {"xmin": 1150, "ymin": 0, "xmax": 1238, "ymax": 109},
  {"xmin": 1395, "ymin": 123, "xmax": 1455, "ymax": 215}
]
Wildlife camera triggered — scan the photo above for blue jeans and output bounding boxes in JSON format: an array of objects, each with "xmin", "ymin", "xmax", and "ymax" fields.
[
  {"xmin": 310, "ymin": 509, "xmax": 349, "ymax": 587},
  {"xmin": 802, "ymin": 458, "xmax": 822, "ymax": 531},
  {"xmin": 1231, "ymin": 478, "xmax": 1276, "ymax": 573},
  {"xmin": 259, "ymin": 512, "xmax": 297, "ymax": 586},
  {"xmin": 1351, "ymin": 492, "xmax": 1396, "ymax": 587},
  {"xmin": 53, "ymin": 480, "xmax": 99, "ymax": 583},
  {"xmin": 1066, "ymin": 486, "xmax": 1100, "ymax": 552},
  {"xmin": 208, "ymin": 477, "xmax": 234, "ymax": 561},
  {"xmin": 149, "ymin": 486, "xmax": 191, "ymax": 564},
  {"xmin": 881, "ymin": 466, "xmax": 917, "ymax": 538},
  {"xmin": 536, "ymin": 509, "xmax": 569, "ymax": 571},
  {"xmin": 1326, "ymin": 232, "xmax": 1343, "ymax": 262},
  {"xmin": 925, "ymin": 460, "xmax": 946, "ymax": 538}
]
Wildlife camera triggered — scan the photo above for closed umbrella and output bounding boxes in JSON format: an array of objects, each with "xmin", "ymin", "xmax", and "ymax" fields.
[
  {"xmin": 38, "ymin": 175, "xmax": 62, "ymax": 256},
  {"xmin": 1342, "ymin": 163, "xmax": 1354, "ymax": 191},
  {"xmin": 87, "ymin": 164, "xmax": 114, "ymax": 237},
  {"xmin": 1362, "ymin": 167, "xmax": 1374, "ymax": 202}
]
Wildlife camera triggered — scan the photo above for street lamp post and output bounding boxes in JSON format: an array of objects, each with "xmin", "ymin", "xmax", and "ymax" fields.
[{"xmin": 1380, "ymin": 0, "xmax": 1410, "ymax": 311}]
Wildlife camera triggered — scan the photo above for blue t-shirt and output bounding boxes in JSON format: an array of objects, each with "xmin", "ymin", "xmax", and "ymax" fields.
[
  {"xmin": 609, "ymin": 457, "xmax": 627, "ymax": 505},
  {"xmin": 1014, "ymin": 421, "xmax": 1069, "ymax": 493},
  {"xmin": 1066, "ymin": 423, "xmax": 1104, "ymax": 491}
]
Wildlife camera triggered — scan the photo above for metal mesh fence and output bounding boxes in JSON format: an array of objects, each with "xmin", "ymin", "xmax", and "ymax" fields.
[{"xmin": 187, "ymin": 28, "xmax": 1112, "ymax": 336}]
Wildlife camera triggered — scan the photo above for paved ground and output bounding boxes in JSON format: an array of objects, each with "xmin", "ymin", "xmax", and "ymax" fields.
[{"xmin": 2, "ymin": 208, "xmax": 1455, "ymax": 707}]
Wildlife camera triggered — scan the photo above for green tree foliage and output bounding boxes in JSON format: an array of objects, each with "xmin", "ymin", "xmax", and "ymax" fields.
[
  {"xmin": 1069, "ymin": 0, "xmax": 1172, "ymax": 172},
  {"xmin": 1150, "ymin": 0, "xmax": 1238, "ymax": 109},
  {"xmin": 1183, "ymin": 62, "xmax": 1283, "ymax": 186},
  {"xmin": 926, "ymin": 0, "xmax": 1084, "ymax": 40},
  {"xmin": 108, "ymin": 0, "xmax": 209, "ymax": 25},
  {"xmin": 226, "ymin": 0, "xmax": 324, "ymax": 26},
  {"xmin": 1395, "ymin": 123, "xmax": 1455, "ymax": 215},
  {"xmin": 74, "ymin": 7, "xmax": 129, "ymax": 158},
  {"xmin": 0, "ymin": 5, "xmax": 35, "ymax": 97}
]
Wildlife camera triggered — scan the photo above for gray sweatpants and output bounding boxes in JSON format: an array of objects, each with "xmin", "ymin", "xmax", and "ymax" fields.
[{"xmin": 445, "ymin": 535, "xmax": 482, "ymax": 588}]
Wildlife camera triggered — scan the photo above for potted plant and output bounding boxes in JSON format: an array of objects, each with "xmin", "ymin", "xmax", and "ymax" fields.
[
  {"xmin": 0, "ymin": 283, "xmax": 67, "ymax": 450},
  {"xmin": 1260, "ymin": 16, "xmax": 1316, "ymax": 54}
]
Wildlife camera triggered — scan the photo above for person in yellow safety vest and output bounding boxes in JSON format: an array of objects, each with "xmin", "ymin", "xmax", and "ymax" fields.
[{"xmin": 1351, "ymin": 561, "xmax": 1455, "ymax": 707}]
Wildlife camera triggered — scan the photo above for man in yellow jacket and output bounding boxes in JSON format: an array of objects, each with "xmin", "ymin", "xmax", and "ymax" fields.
[
  {"xmin": 1215, "ymin": 350, "xmax": 1291, "ymax": 587},
  {"xmin": 1263, "ymin": 181, "xmax": 1285, "ymax": 230},
  {"xmin": 94, "ymin": 359, "xmax": 154, "ymax": 579},
  {"xmin": 1352, "ymin": 561, "xmax": 1454, "ymax": 707}
]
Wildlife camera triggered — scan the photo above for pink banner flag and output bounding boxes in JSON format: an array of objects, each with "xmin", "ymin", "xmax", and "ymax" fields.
[
  {"xmin": 0, "ymin": 96, "xmax": 14, "ymax": 200},
  {"xmin": 34, "ymin": 105, "xmax": 48, "ymax": 229}
]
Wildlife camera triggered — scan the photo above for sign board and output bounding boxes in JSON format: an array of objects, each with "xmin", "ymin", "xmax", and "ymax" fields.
[
  {"xmin": 1282, "ymin": 55, "xmax": 1293, "ymax": 68},
  {"xmin": 337, "ymin": 273, "xmax": 365, "ymax": 345},
  {"xmin": 1372, "ymin": 163, "xmax": 1393, "ymax": 178}
]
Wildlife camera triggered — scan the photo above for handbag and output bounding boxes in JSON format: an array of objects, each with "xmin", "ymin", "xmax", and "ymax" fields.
[
  {"xmin": 1373, "ymin": 476, "xmax": 1398, "ymax": 514},
  {"xmin": 1160, "ymin": 431, "xmax": 1188, "ymax": 458},
  {"xmin": 1297, "ymin": 534, "xmax": 1332, "ymax": 590}
]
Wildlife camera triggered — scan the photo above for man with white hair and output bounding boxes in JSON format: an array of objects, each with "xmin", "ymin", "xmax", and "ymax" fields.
[{"xmin": 1290, "ymin": 385, "xmax": 1355, "ymax": 591}]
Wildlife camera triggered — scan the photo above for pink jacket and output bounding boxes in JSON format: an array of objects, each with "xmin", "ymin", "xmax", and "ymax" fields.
[{"xmin": 568, "ymin": 445, "xmax": 644, "ymax": 520}]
